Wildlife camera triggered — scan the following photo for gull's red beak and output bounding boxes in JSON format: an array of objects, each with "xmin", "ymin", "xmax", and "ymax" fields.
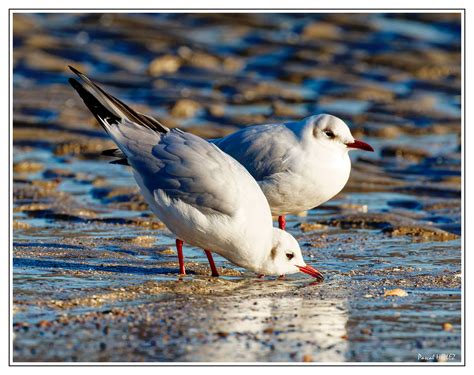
[
  {"xmin": 346, "ymin": 139, "xmax": 374, "ymax": 152},
  {"xmin": 296, "ymin": 265, "xmax": 324, "ymax": 281}
]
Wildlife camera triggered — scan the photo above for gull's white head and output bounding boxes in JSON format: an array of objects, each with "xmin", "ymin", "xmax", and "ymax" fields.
[
  {"xmin": 299, "ymin": 114, "xmax": 374, "ymax": 155},
  {"xmin": 258, "ymin": 228, "xmax": 323, "ymax": 279}
]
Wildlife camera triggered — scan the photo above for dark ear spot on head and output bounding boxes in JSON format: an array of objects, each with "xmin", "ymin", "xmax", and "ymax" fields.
[{"xmin": 270, "ymin": 246, "xmax": 277, "ymax": 260}]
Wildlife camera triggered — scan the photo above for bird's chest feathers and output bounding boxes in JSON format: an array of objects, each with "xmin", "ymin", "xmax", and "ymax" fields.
[{"xmin": 267, "ymin": 151, "xmax": 350, "ymax": 213}]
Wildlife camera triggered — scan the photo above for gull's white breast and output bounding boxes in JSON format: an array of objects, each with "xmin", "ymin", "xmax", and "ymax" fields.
[{"xmin": 261, "ymin": 151, "xmax": 351, "ymax": 215}]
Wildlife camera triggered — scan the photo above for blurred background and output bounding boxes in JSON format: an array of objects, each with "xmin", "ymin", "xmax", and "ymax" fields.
[{"xmin": 12, "ymin": 13, "xmax": 462, "ymax": 363}]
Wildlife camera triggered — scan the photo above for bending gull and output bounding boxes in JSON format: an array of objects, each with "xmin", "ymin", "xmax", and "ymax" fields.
[{"xmin": 68, "ymin": 66, "xmax": 323, "ymax": 280}]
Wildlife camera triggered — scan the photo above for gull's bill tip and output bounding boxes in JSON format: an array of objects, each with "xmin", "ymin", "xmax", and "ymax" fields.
[
  {"xmin": 297, "ymin": 265, "xmax": 324, "ymax": 280},
  {"xmin": 346, "ymin": 139, "xmax": 374, "ymax": 152}
]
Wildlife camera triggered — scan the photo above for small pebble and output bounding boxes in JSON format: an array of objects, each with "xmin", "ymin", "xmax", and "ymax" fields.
[
  {"xmin": 299, "ymin": 222, "xmax": 327, "ymax": 232},
  {"xmin": 384, "ymin": 288, "xmax": 408, "ymax": 297},
  {"xmin": 131, "ymin": 235, "xmax": 155, "ymax": 246},
  {"xmin": 13, "ymin": 221, "xmax": 31, "ymax": 230},
  {"xmin": 37, "ymin": 320, "xmax": 52, "ymax": 328},
  {"xmin": 13, "ymin": 161, "xmax": 43, "ymax": 173},
  {"xmin": 170, "ymin": 99, "xmax": 201, "ymax": 118},
  {"xmin": 160, "ymin": 248, "xmax": 175, "ymax": 255},
  {"xmin": 442, "ymin": 322, "xmax": 453, "ymax": 331},
  {"xmin": 148, "ymin": 55, "xmax": 181, "ymax": 76}
]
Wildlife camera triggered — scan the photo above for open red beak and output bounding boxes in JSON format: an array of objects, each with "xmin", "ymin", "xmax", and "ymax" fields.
[
  {"xmin": 296, "ymin": 265, "xmax": 324, "ymax": 281},
  {"xmin": 346, "ymin": 139, "xmax": 374, "ymax": 152}
]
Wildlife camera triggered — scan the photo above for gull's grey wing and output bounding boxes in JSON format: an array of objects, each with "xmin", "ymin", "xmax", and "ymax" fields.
[
  {"xmin": 130, "ymin": 129, "xmax": 241, "ymax": 217},
  {"xmin": 68, "ymin": 66, "xmax": 242, "ymax": 217},
  {"xmin": 213, "ymin": 124, "xmax": 299, "ymax": 182}
]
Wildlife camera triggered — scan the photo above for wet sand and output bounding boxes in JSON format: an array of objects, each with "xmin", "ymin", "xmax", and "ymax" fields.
[{"xmin": 12, "ymin": 13, "xmax": 462, "ymax": 362}]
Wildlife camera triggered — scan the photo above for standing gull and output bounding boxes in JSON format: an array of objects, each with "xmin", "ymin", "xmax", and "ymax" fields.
[
  {"xmin": 213, "ymin": 115, "xmax": 374, "ymax": 230},
  {"xmin": 68, "ymin": 66, "xmax": 323, "ymax": 280}
]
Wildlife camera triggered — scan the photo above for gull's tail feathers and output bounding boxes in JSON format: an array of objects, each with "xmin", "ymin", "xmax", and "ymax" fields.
[
  {"xmin": 101, "ymin": 148, "xmax": 129, "ymax": 165},
  {"xmin": 68, "ymin": 66, "xmax": 169, "ymax": 162},
  {"xmin": 101, "ymin": 148, "xmax": 125, "ymax": 158},
  {"xmin": 68, "ymin": 66, "xmax": 168, "ymax": 134}
]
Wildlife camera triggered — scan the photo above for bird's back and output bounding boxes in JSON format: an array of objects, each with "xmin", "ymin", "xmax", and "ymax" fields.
[{"xmin": 213, "ymin": 124, "xmax": 299, "ymax": 181}]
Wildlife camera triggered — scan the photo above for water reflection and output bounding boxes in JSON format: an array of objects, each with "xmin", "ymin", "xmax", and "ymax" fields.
[{"xmin": 182, "ymin": 281, "xmax": 349, "ymax": 362}]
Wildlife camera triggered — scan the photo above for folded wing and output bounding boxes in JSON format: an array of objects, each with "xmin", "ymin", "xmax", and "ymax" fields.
[{"xmin": 68, "ymin": 66, "xmax": 241, "ymax": 218}]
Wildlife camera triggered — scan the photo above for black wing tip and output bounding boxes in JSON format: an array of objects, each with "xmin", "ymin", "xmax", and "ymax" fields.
[
  {"xmin": 68, "ymin": 65, "xmax": 169, "ymax": 135},
  {"xmin": 68, "ymin": 77, "xmax": 85, "ymax": 94},
  {"xmin": 68, "ymin": 65, "xmax": 83, "ymax": 76},
  {"xmin": 110, "ymin": 158, "xmax": 129, "ymax": 166},
  {"xmin": 67, "ymin": 77, "xmax": 121, "ymax": 128},
  {"xmin": 101, "ymin": 148, "xmax": 120, "ymax": 156},
  {"xmin": 68, "ymin": 77, "xmax": 79, "ymax": 86},
  {"xmin": 68, "ymin": 77, "xmax": 90, "ymax": 99}
]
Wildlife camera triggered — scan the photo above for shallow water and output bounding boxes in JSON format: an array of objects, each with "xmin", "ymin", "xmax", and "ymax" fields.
[{"xmin": 12, "ymin": 12, "xmax": 462, "ymax": 363}]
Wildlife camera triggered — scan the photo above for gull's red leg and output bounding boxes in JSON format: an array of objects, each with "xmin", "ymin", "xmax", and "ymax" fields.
[
  {"xmin": 278, "ymin": 215, "xmax": 286, "ymax": 231},
  {"xmin": 176, "ymin": 239, "xmax": 186, "ymax": 275},
  {"xmin": 204, "ymin": 250, "xmax": 219, "ymax": 277}
]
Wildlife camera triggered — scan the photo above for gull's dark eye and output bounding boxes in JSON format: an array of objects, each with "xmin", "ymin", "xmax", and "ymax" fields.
[
  {"xmin": 324, "ymin": 130, "xmax": 335, "ymax": 138},
  {"xmin": 286, "ymin": 253, "xmax": 294, "ymax": 260}
]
